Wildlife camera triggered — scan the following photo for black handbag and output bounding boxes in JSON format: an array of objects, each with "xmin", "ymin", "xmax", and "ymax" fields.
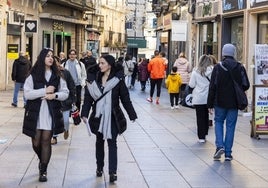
[
  {"xmin": 220, "ymin": 62, "xmax": 248, "ymax": 110},
  {"xmin": 112, "ymin": 107, "xmax": 127, "ymax": 134},
  {"xmin": 88, "ymin": 111, "xmax": 101, "ymax": 134}
]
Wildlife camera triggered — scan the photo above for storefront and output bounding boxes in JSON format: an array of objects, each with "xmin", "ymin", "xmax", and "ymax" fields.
[
  {"xmin": 222, "ymin": 0, "xmax": 246, "ymax": 62},
  {"xmin": 192, "ymin": 1, "xmax": 221, "ymax": 65},
  {"xmin": 39, "ymin": 13, "xmax": 88, "ymax": 57}
]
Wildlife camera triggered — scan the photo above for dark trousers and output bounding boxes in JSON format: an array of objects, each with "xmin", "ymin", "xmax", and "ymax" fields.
[
  {"xmin": 179, "ymin": 84, "xmax": 187, "ymax": 101},
  {"xmin": 150, "ymin": 78, "xmax": 163, "ymax": 98},
  {"xmin": 195, "ymin": 104, "xmax": 209, "ymax": 139},
  {"xmin": 75, "ymin": 85, "xmax": 82, "ymax": 111},
  {"xmin": 95, "ymin": 119, "xmax": 118, "ymax": 174},
  {"xmin": 169, "ymin": 93, "xmax": 179, "ymax": 107},
  {"xmin": 140, "ymin": 81, "xmax": 146, "ymax": 91}
]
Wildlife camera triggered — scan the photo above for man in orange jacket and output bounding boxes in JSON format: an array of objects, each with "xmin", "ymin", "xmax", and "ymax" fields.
[{"xmin": 147, "ymin": 50, "xmax": 167, "ymax": 104}]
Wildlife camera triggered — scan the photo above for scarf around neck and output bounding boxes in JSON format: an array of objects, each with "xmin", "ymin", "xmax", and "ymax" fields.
[{"xmin": 87, "ymin": 77, "xmax": 120, "ymax": 139}]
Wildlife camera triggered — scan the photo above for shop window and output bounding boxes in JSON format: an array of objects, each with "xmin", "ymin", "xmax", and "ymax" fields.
[
  {"xmin": 258, "ymin": 14, "xmax": 268, "ymax": 44},
  {"xmin": 230, "ymin": 17, "xmax": 243, "ymax": 62}
]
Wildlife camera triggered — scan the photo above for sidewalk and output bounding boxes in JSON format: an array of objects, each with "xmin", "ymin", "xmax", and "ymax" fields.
[{"xmin": 1, "ymin": 87, "xmax": 268, "ymax": 188}]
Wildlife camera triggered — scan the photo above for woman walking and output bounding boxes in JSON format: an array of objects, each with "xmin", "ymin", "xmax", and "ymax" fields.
[
  {"xmin": 189, "ymin": 54, "xmax": 213, "ymax": 143},
  {"xmin": 23, "ymin": 48, "xmax": 69, "ymax": 182},
  {"xmin": 81, "ymin": 54, "xmax": 137, "ymax": 183}
]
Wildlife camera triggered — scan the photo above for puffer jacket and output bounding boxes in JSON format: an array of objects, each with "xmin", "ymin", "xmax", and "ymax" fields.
[
  {"xmin": 165, "ymin": 73, "xmax": 182, "ymax": 93},
  {"xmin": 147, "ymin": 56, "xmax": 166, "ymax": 79},
  {"xmin": 173, "ymin": 57, "xmax": 192, "ymax": 84},
  {"xmin": 189, "ymin": 66, "xmax": 213, "ymax": 105}
]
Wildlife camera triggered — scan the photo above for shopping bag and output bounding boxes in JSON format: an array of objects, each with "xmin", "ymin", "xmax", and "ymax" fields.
[
  {"xmin": 71, "ymin": 105, "xmax": 81, "ymax": 125},
  {"xmin": 181, "ymin": 85, "xmax": 194, "ymax": 108}
]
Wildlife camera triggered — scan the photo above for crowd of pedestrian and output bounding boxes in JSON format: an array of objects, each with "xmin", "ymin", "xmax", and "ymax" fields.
[{"xmin": 8, "ymin": 43, "xmax": 250, "ymax": 183}]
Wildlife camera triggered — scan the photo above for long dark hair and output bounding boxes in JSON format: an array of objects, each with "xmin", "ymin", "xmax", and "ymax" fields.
[{"xmin": 30, "ymin": 48, "xmax": 61, "ymax": 83}]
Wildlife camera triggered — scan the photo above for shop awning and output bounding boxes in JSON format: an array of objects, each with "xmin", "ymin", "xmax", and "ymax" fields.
[{"xmin": 127, "ymin": 38, "xmax": 147, "ymax": 48}]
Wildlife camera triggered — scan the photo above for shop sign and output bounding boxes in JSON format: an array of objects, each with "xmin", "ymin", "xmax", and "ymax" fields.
[
  {"xmin": 171, "ymin": 20, "xmax": 187, "ymax": 42},
  {"xmin": 52, "ymin": 21, "xmax": 64, "ymax": 31},
  {"xmin": 223, "ymin": 0, "xmax": 247, "ymax": 12},
  {"xmin": 25, "ymin": 20, "xmax": 37, "ymax": 33},
  {"xmin": 250, "ymin": 0, "xmax": 268, "ymax": 8},
  {"xmin": 7, "ymin": 44, "xmax": 18, "ymax": 59},
  {"xmin": 255, "ymin": 44, "xmax": 268, "ymax": 85},
  {"xmin": 254, "ymin": 87, "xmax": 268, "ymax": 132},
  {"xmin": 163, "ymin": 14, "xmax": 172, "ymax": 30}
]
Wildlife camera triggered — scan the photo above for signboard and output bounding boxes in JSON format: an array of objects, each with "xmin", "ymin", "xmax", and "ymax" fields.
[
  {"xmin": 7, "ymin": 44, "xmax": 19, "ymax": 59},
  {"xmin": 250, "ymin": 0, "xmax": 268, "ymax": 7},
  {"xmin": 223, "ymin": 0, "xmax": 247, "ymax": 12},
  {"xmin": 25, "ymin": 20, "xmax": 37, "ymax": 33},
  {"xmin": 254, "ymin": 86, "xmax": 268, "ymax": 132},
  {"xmin": 255, "ymin": 44, "xmax": 268, "ymax": 85},
  {"xmin": 171, "ymin": 20, "xmax": 187, "ymax": 42}
]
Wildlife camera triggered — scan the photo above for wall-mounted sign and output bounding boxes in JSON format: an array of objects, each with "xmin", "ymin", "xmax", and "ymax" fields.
[
  {"xmin": 171, "ymin": 20, "xmax": 187, "ymax": 42},
  {"xmin": 52, "ymin": 21, "xmax": 64, "ymax": 31},
  {"xmin": 7, "ymin": 44, "xmax": 19, "ymax": 59},
  {"xmin": 25, "ymin": 20, "xmax": 37, "ymax": 33},
  {"xmin": 223, "ymin": 0, "xmax": 247, "ymax": 12},
  {"xmin": 250, "ymin": 0, "xmax": 268, "ymax": 8}
]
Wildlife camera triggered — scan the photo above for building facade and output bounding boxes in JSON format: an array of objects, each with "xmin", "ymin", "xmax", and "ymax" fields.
[{"xmin": 151, "ymin": 0, "xmax": 268, "ymax": 107}]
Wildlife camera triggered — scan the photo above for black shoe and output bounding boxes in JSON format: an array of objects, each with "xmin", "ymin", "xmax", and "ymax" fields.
[
  {"xmin": 11, "ymin": 103, "xmax": 17, "ymax": 107},
  {"xmin": 39, "ymin": 172, "xmax": 47, "ymax": 182},
  {"xmin": 96, "ymin": 169, "xmax": 103, "ymax": 177},
  {"xmin": 109, "ymin": 173, "xmax": 117, "ymax": 183},
  {"xmin": 213, "ymin": 147, "xmax": 224, "ymax": 160}
]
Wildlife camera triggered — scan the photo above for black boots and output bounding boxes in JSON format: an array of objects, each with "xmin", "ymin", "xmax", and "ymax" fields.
[
  {"xmin": 109, "ymin": 173, "xmax": 117, "ymax": 183},
  {"xmin": 39, "ymin": 163, "xmax": 48, "ymax": 182}
]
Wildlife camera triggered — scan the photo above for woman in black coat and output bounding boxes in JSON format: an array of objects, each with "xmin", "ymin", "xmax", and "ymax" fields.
[{"xmin": 81, "ymin": 54, "xmax": 137, "ymax": 183}]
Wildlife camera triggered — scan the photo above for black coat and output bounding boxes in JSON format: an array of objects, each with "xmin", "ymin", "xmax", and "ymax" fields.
[
  {"xmin": 81, "ymin": 69, "xmax": 137, "ymax": 134},
  {"xmin": 11, "ymin": 56, "xmax": 31, "ymax": 83},
  {"xmin": 207, "ymin": 57, "xmax": 250, "ymax": 109},
  {"xmin": 61, "ymin": 69, "xmax": 76, "ymax": 111}
]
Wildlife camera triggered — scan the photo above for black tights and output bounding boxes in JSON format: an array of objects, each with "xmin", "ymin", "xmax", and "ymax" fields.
[{"xmin": 32, "ymin": 130, "xmax": 52, "ymax": 165}]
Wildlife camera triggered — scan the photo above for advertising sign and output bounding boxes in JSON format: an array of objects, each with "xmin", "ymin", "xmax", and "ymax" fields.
[
  {"xmin": 254, "ymin": 86, "xmax": 268, "ymax": 132},
  {"xmin": 255, "ymin": 44, "xmax": 268, "ymax": 85}
]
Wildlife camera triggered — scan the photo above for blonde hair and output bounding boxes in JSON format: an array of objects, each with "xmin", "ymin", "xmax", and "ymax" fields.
[
  {"xmin": 179, "ymin": 52, "xmax": 186, "ymax": 58},
  {"xmin": 197, "ymin": 55, "xmax": 212, "ymax": 76},
  {"xmin": 209, "ymin": 55, "xmax": 217, "ymax": 66}
]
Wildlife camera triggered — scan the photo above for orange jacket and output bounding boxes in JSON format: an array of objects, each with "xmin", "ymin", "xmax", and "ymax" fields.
[{"xmin": 147, "ymin": 56, "xmax": 166, "ymax": 79}]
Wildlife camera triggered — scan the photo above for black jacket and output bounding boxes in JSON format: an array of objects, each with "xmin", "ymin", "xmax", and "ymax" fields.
[
  {"xmin": 207, "ymin": 57, "xmax": 250, "ymax": 109},
  {"xmin": 61, "ymin": 69, "xmax": 76, "ymax": 111},
  {"xmin": 11, "ymin": 56, "xmax": 31, "ymax": 83},
  {"xmin": 81, "ymin": 66, "xmax": 137, "ymax": 134}
]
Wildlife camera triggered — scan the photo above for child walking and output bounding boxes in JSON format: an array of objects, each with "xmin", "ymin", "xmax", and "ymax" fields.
[{"xmin": 165, "ymin": 66, "xmax": 182, "ymax": 109}]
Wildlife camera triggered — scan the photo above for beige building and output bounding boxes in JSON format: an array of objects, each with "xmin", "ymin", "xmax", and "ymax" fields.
[
  {"xmin": 100, "ymin": 0, "xmax": 127, "ymax": 58},
  {"xmin": 0, "ymin": 0, "xmax": 129, "ymax": 90}
]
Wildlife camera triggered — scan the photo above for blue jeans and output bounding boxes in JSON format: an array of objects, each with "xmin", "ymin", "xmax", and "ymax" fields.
[
  {"xmin": 214, "ymin": 106, "xmax": 238, "ymax": 156},
  {"xmin": 12, "ymin": 82, "xmax": 26, "ymax": 105},
  {"xmin": 62, "ymin": 110, "xmax": 71, "ymax": 131}
]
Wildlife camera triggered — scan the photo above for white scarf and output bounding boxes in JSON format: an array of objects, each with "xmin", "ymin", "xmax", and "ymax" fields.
[{"xmin": 87, "ymin": 77, "xmax": 120, "ymax": 139}]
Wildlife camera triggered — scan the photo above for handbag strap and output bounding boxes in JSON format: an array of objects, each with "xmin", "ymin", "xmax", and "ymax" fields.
[{"xmin": 95, "ymin": 91, "xmax": 109, "ymax": 103}]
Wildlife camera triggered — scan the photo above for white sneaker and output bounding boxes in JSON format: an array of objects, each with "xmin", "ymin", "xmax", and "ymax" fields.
[
  {"xmin": 175, "ymin": 105, "xmax": 179, "ymax": 109},
  {"xmin": 171, "ymin": 106, "xmax": 175, "ymax": 110},
  {"xmin": 198, "ymin": 139, "xmax": 206, "ymax": 143}
]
